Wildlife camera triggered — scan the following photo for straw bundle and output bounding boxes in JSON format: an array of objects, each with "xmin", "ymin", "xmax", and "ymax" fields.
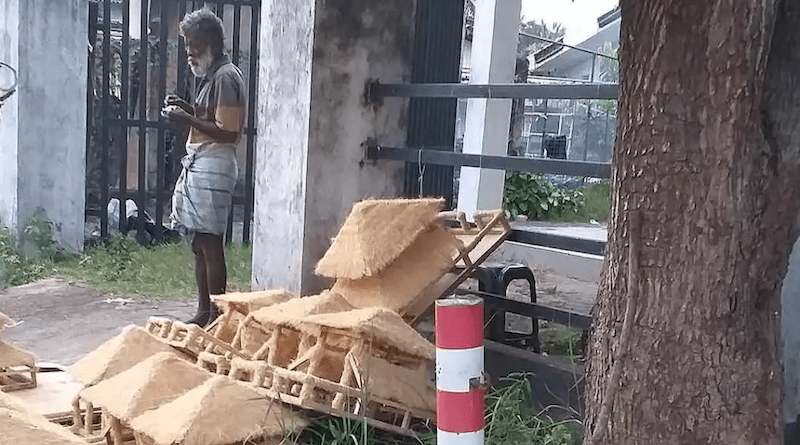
[
  {"xmin": 315, "ymin": 198, "xmax": 445, "ymax": 279},
  {"xmin": 70, "ymin": 325, "xmax": 176, "ymax": 386}
]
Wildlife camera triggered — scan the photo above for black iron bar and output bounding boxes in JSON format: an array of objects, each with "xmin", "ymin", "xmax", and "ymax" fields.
[
  {"xmin": 100, "ymin": 0, "xmax": 112, "ymax": 239},
  {"xmin": 454, "ymin": 288, "xmax": 592, "ymax": 331},
  {"xmin": 86, "ymin": 2, "xmax": 98, "ymax": 234},
  {"xmin": 243, "ymin": 3, "xmax": 258, "ymax": 243},
  {"xmin": 370, "ymin": 82, "xmax": 617, "ymax": 101},
  {"xmin": 507, "ymin": 230, "xmax": 606, "ymax": 256},
  {"xmin": 367, "ymin": 145, "xmax": 612, "ymax": 179},
  {"xmin": 155, "ymin": 0, "xmax": 169, "ymax": 241},
  {"xmin": 231, "ymin": 3, "xmax": 241, "ymax": 65},
  {"xmin": 177, "ymin": 1, "xmax": 187, "ymax": 98},
  {"xmin": 137, "ymin": 0, "xmax": 149, "ymax": 243},
  {"xmin": 119, "ymin": 0, "xmax": 131, "ymax": 233}
]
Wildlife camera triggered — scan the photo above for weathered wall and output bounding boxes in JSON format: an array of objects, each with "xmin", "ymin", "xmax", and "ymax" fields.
[
  {"xmin": 0, "ymin": 0, "xmax": 20, "ymax": 231},
  {"xmin": 253, "ymin": 0, "xmax": 414, "ymax": 294},
  {"xmin": 0, "ymin": 0, "xmax": 86, "ymax": 252},
  {"xmin": 300, "ymin": 0, "xmax": 414, "ymax": 292}
]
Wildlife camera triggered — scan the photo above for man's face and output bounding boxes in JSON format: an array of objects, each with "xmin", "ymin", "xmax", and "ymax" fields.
[{"xmin": 184, "ymin": 33, "xmax": 214, "ymax": 77}]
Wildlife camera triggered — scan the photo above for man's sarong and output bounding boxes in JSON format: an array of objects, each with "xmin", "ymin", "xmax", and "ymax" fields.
[{"xmin": 170, "ymin": 143, "xmax": 238, "ymax": 236}]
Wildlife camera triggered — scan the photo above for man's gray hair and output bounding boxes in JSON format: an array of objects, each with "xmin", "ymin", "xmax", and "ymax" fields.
[{"xmin": 179, "ymin": 8, "xmax": 225, "ymax": 52}]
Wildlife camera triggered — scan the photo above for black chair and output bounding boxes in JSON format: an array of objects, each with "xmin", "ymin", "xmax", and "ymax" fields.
[{"xmin": 473, "ymin": 262, "xmax": 540, "ymax": 352}]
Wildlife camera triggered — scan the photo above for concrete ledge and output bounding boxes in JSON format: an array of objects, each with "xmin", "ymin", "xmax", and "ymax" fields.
[{"xmin": 490, "ymin": 241, "xmax": 603, "ymax": 283}]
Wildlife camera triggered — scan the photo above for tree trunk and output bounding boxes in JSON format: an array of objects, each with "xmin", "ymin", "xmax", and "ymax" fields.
[{"xmin": 585, "ymin": 0, "xmax": 800, "ymax": 444}]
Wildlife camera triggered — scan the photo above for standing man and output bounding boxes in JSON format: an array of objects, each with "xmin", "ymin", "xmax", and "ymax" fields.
[{"xmin": 162, "ymin": 8, "xmax": 245, "ymax": 326}]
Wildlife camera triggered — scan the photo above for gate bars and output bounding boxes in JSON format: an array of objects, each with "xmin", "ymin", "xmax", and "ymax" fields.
[{"xmin": 88, "ymin": 0, "xmax": 260, "ymax": 243}]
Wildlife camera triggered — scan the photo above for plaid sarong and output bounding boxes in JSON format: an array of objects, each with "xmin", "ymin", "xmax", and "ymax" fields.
[{"xmin": 170, "ymin": 143, "xmax": 238, "ymax": 236}]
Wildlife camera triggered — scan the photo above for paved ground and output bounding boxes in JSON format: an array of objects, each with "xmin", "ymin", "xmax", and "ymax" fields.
[
  {"xmin": 0, "ymin": 267, "xmax": 596, "ymax": 368},
  {"xmin": 0, "ymin": 277, "xmax": 195, "ymax": 366}
]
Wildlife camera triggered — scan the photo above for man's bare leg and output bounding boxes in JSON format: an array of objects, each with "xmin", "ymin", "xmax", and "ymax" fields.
[{"xmin": 187, "ymin": 232, "xmax": 226, "ymax": 326}]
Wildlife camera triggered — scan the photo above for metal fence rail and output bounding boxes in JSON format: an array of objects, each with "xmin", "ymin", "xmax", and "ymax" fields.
[
  {"xmin": 367, "ymin": 145, "xmax": 612, "ymax": 179},
  {"xmin": 369, "ymin": 82, "xmax": 618, "ymax": 101}
]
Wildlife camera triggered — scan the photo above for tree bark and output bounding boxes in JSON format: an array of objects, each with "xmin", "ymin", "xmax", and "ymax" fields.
[{"xmin": 585, "ymin": 0, "xmax": 800, "ymax": 444}]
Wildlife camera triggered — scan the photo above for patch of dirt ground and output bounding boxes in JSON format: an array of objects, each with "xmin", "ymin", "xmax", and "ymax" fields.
[{"xmin": 0, "ymin": 277, "xmax": 194, "ymax": 366}]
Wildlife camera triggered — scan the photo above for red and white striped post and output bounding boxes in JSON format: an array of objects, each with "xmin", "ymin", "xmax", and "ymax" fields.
[{"xmin": 435, "ymin": 296, "xmax": 484, "ymax": 445}]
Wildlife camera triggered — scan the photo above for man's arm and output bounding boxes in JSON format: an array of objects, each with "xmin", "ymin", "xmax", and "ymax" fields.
[{"xmin": 163, "ymin": 106, "xmax": 239, "ymax": 144}]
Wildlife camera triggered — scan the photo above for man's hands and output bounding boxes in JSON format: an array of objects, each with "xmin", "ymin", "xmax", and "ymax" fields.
[
  {"xmin": 162, "ymin": 94, "xmax": 193, "ymax": 123},
  {"xmin": 161, "ymin": 94, "xmax": 238, "ymax": 144}
]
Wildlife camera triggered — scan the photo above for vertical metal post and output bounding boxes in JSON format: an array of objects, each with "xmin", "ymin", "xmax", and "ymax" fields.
[
  {"xmin": 86, "ymin": 2, "xmax": 98, "ymax": 224},
  {"xmin": 436, "ymin": 296, "xmax": 485, "ymax": 445},
  {"xmin": 585, "ymin": 54, "xmax": 595, "ymax": 161},
  {"xmin": 100, "ymin": 0, "xmax": 112, "ymax": 239},
  {"xmin": 155, "ymin": 0, "xmax": 169, "ymax": 241},
  {"xmin": 137, "ymin": 0, "xmax": 149, "ymax": 243},
  {"xmin": 119, "ymin": 0, "xmax": 131, "ymax": 233},
  {"xmin": 243, "ymin": 3, "xmax": 259, "ymax": 243},
  {"xmin": 177, "ymin": 2, "xmax": 187, "ymax": 98},
  {"xmin": 231, "ymin": 3, "xmax": 241, "ymax": 65}
]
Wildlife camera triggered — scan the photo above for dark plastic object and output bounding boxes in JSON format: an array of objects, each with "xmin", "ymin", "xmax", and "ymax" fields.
[{"xmin": 474, "ymin": 263, "xmax": 540, "ymax": 352}]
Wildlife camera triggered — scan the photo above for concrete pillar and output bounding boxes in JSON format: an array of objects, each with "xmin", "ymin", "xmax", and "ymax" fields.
[
  {"xmin": 252, "ymin": 0, "xmax": 414, "ymax": 294},
  {"xmin": 0, "ymin": 0, "xmax": 87, "ymax": 252},
  {"xmin": 457, "ymin": 0, "xmax": 521, "ymax": 217}
]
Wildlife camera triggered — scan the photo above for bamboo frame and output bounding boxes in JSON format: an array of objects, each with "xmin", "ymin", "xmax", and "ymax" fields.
[
  {"xmin": 146, "ymin": 317, "xmax": 249, "ymax": 360},
  {"xmin": 219, "ymin": 316, "xmax": 435, "ymax": 434},
  {"xmin": 0, "ymin": 364, "xmax": 37, "ymax": 392},
  {"xmin": 402, "ymin": 209, "xmax": 511, "ymax": 322}
]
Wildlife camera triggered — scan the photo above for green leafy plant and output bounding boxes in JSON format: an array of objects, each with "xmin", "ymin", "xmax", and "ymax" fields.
[
  {"xmin": 503, "ymin": 173, "xmax": 585, "ymax": 221},
  {"xmin": 485, "ymin": 373, "xmax": 580, "ymax": 445},
  {"xmin": 0, "ymin": 215, "xmax": 60, "ymax": 287}
]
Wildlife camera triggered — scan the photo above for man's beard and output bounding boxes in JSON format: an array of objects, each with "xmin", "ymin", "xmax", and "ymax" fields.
[{"xmin": 189, "ymin": 48, "xmax": 215, "ymax": 78}]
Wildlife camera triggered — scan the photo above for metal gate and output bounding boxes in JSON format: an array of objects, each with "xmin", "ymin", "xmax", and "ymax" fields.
[
  {"xmin": 403, "ymin": 0, "xmax": 465, "ymax": 208},
  {"xmin": 87, "ymin": 0, "xmax": 260, "ymax": 243}
]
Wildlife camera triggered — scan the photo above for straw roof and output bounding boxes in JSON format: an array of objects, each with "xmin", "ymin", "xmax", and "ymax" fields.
[
  {"xmin": 249, "ymin": 290, "xmax": 353, "ymax": 327},
  {"xmin": 70, "ymin": 325, "xmax": 176, "ymax": 386},
  {"xmin": 315, "ymin": 198, "xmax": 445, "ymax": 279},
  {"xmin": 130, "ymin": 376, "xmax": 307, "ymax": 445},
  {"xmin": 0, "ymin": 407, "xmax": 89, "ymax": 445},
  {"xmin": 213, "ymin": 290, "xmax": 296, "ymax": 314},
  {"xmin": 0, "ymin": 339, "xmax": 35, "ymax": 369},
  {"xmin": 79, "ymin": 352, "xmax": 211, "ymax": 422},
  {"xmin": 300, "ymin": 308, "xmax": 435, "ymax": 359},
  {"xmin": 332, "ymin": 225, "xmax": 458, "ymax": 313}
]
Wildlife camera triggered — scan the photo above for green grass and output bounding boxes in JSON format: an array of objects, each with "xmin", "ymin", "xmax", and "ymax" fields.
[
  {"xmin": 539, "ymin": 325, "xmax": 582, "ymax": 358},
  {"xmin": 0, "ymin": 215, "xmax": 252, "ymax": 299},
  {"xmin": 54, "ymin": 235, "xmax": 252, "ymax": 300},
  {"xmin": 548, "ymin": 181, "xmax": 611, "ymax": 223},
  {"xmin": 485, "ymin": 373, "xmax": 581, "ymax": 445},
  {"xmin": 572, "ymin": 181, "xmax": 611, "ymax": 223},
  {"xmin": 299, "ymin": 416, "xmax": 418, "ymax": 445}
]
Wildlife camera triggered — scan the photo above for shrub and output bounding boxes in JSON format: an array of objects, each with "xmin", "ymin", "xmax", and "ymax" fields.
[
  {"xmin": 503, "ymin": 173, "xmax": 585, "ymax": 221},
  {"xmin": 0, "ymin": 214, "xmax": 59, "ymax": 287}
]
